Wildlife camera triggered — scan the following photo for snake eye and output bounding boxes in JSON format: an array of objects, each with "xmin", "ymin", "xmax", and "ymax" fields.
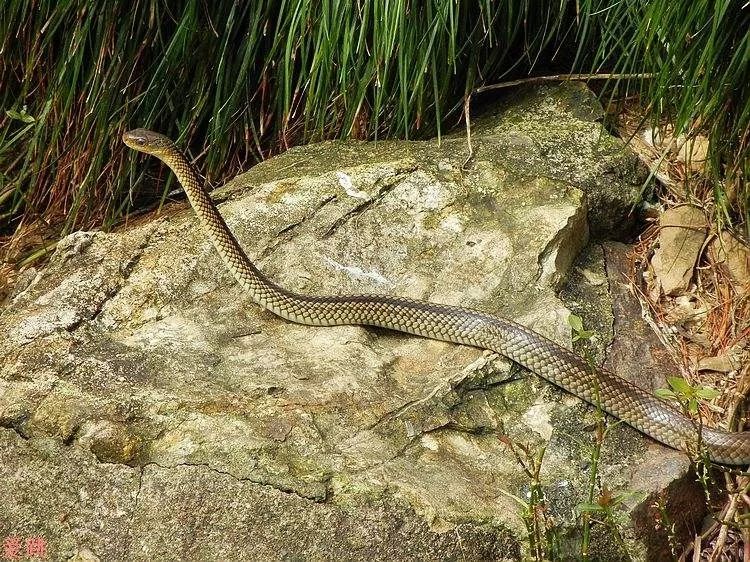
[{"xmin": 124, "ymin": 131, "xmax": 147, "ymax": 146}]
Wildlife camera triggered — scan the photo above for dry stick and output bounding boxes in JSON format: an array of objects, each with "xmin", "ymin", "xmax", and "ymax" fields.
[
  {"xmin": 692, "ymin": 536, "xmax": 701, "ymax": 562},
  {"xmin": 474, "ymin": 72, "xmax": 655, "ymax": 94},
  {"xmin": 462, "ymin": 72, "xmax": 654, "ymax": 169},
  {"xmin": 462, "ymin": 94, "xmax": 473, "ymax": 169},
  {"xmin": 709, "ymin": 480, "xmax": 747, "ymax": 562}
]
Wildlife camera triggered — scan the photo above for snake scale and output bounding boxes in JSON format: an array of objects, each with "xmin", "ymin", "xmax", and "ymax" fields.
[{"xmin": 123, "ymin": 128, "xmax": 750, "ymax": 465}]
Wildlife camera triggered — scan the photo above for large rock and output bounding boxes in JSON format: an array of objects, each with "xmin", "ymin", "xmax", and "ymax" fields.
[
  {"xmin": 0, "ymin": 84, "xmax": 697, "ymax": 560},
  {"xmin": 466, "ymin": 83, "xmax": 648, "ymax": 239}
]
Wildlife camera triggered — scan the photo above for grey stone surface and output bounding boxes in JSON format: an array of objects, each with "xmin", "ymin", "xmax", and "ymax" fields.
[
  {"xmin": 561, "ymin": 241, "xmax": 708, "ymax": 560},
  {"xmin": 465, "ymin": 82, "xmax": 648, "ymax": 239},
  {"xmin": 0, "ymin": 84, "xmax": 693, "ymax": 560}
]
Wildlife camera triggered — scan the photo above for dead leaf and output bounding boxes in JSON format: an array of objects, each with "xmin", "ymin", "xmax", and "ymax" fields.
[
  {"xmin": 697, "ymin": 354, "xmax": 740, "ymax": 373},
  {"xmin": 675, "ymin": 134, "xmax": 709, "ymax": 172},
  {"xmin": 650, "ymin": 205, "xmax": 708, "ymax": 296},
  {"xmin": 710, "ymin": 231, "xmax": 750, "ymax": 292}
]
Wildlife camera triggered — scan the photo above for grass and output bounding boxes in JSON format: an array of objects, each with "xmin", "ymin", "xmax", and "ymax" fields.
[
  {"xmin": 0, "ymin": 0, "xmax": 572, "ymax": 249},
  {"xmin": 577, "ymin": 0, "xmax": 750, "ymax": 226},
  {"xmin": 1, "ymin": 1, "xmax": 748, "ymax": 255}
]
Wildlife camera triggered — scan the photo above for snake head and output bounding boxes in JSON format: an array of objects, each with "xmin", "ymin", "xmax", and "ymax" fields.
[{"xmin": 122, "ymin": 128, "xmax": 175, "ymax": 156}]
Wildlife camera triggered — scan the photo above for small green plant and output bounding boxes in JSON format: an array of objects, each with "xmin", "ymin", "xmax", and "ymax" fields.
[
  {"xmin": 570, "ymin": 314, "xmax": 602, "ymax": 559},
  {"xmin": 576, "ymin": 487, "xmax": 630, "ymax": 553},
  {"xmin": 500, "ymin": 315, "xmax": 643, "ymax": 558},
  {"xmin": 497, "ymin": 314, "xmax": 602, "ymax": 559},
  {"xmin": 498, "ymin": 437, "xmax": 561, "ymax": 561},
  {"xmin": 656, "ymin": 376, "xmax": 722, "ymax": 525},
  {"xmin": 568, "ymin": 314, "xmax": 595, "ymax": 343},
  {"xmin": 654, "ymin": 376, "xmax": 720, "ymax": 415},
  {"xmin": 655, "ymin": 376, "xmax": 717, "ymax": 465},
  {"xmin": 652, "ymin": 498, "xmax": 680, "ymax": 558}
]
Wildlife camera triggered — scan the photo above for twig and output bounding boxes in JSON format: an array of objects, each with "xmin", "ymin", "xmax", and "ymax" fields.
[
  {"xmin": 708, "ymin": 482, "xmax": 745, "ymax": 562},
  {"xmin": 462, "ymin": 94, "xmax": 474, "ymax": 170},
  {"xmin": 692, "ymin": 535, "xmax": 701, "ymax": 562},
  {"xmin": 474, "ymin": 73, "xmax": 654, "ymax": 94}
]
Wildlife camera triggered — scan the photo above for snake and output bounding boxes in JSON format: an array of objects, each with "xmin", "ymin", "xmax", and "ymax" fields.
[{"xmin": 123, "ymin": 128, "xmax": 750, "ymax": 465}]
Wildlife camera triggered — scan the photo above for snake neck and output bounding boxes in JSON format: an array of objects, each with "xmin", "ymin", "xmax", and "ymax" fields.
[{"xmin": 160, "ymin": 148, "xmax": 279, "ymax": 297}]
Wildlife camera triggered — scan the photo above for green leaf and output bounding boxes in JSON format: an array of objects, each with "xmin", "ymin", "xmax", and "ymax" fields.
[
  {"xmin": 695, "ymin": 387, "xmax": 720, "ymax": 400},
  {"xmin": 667, "ymin": 377, "xmax": 692, "ymax": 395},
  {"xmin": 688, "ymin": 398, "xmax": 698, "ymax": 414},
  {"xmin": 576, "ymin": 502, "xmax": 605, "ymax": 513},
  {"xmin": 655, "ymin": 388, "xmax": 677, "ymax": 400},
  {"xmin": 568, "ymin": 314, "xmax": 584, "ymax": 333},
  {"xmin": 572, "ymin": 333, "xmax": 594, "ymax": 343},
  {"xmin": 6, "ymin": 107, "xmax": 35, "ymax": 124}
]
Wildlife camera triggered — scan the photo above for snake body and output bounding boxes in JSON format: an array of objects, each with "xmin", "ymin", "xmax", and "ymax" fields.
[{"xmin": 123, "ymin": 128, "xmax": 750, "ymax": 465}]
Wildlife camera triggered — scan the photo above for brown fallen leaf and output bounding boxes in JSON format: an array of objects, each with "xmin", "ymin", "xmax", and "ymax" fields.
[
  {"xmin": 710, "ymin": 231, "xmax": 750, "ymax": 292},
  {"xmin": 697, "ymin": 354, "xmax": 740, "ymax": 373},
  {"xmin": 650, "ymin": 205, "xmax": 708, "ymax": 296}
]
